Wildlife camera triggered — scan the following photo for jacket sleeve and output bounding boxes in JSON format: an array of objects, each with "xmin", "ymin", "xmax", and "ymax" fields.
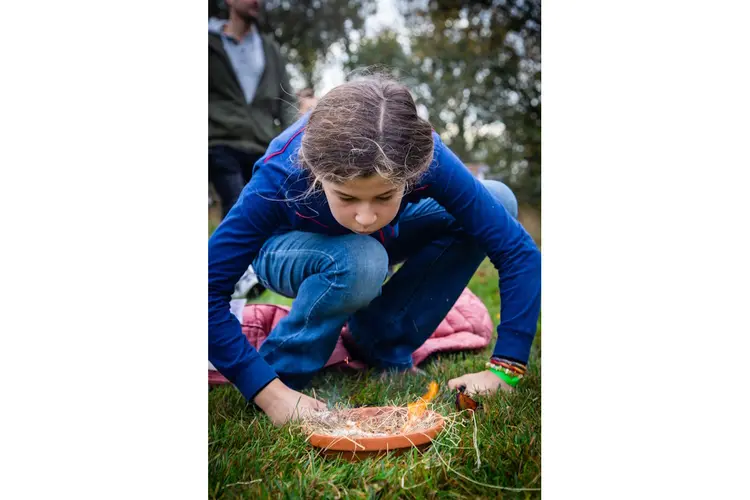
[
  {"xmin": 208, "ymin": 173, "xmax": 285, "ymax": 400},
  {"xmin": 425, "ymin": 141, "xmax": 542, "ymax": 364}
]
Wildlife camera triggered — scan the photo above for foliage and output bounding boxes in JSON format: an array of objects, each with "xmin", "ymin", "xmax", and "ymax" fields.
[{"xmin": 402, "ymin": 0, "xmax": 541, "ymax": 206}]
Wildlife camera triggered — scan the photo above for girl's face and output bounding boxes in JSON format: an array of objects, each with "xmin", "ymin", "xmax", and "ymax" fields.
[{"xmin": 321, "ymin": 175, "xmax": 404, "ymax": 235}]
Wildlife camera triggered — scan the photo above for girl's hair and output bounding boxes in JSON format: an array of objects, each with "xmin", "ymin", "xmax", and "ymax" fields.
[{"xmin": 298, "ymin": 74, "xmax": 434, "ymax": 190}]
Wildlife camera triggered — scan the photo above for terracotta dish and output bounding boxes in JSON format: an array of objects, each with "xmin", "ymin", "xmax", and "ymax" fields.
[{"xmin": 306, "ymin": 406, "xmax": 445, "ymax": 461}]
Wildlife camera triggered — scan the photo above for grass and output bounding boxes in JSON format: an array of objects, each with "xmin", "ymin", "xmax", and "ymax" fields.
[{"xmin": 209, "ymin": 259, "xmax": 541, "ymax": 499}]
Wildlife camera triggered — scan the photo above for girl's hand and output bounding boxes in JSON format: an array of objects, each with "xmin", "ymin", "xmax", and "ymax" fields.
[
  {"xmin": 253, "ymin": 378, "xmax": 327, "ymax": 426},
  {"xmin": 447, "ymin": 370, "xmax": 514, "ymax": 397}
]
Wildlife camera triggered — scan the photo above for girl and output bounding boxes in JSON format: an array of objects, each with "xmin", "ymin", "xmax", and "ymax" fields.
[{"xmin": 208, "ymin": 76, "xmax": 541, "ymax": 426}]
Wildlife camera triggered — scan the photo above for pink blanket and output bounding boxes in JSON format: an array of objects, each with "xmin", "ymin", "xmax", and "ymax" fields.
[{"xmin": 209, "ymin": 288, "xmax": 493, "ymax": 385}]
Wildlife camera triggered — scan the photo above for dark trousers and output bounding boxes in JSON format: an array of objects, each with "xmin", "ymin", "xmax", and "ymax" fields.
[{"xmin": 208, "ymin": 146, "xmax": 263, "ymax": 219}]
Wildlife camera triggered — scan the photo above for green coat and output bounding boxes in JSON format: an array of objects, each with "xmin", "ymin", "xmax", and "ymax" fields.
[{"xmin": 209, "ymin": 32, "xmax": 296, "ymax": 154}]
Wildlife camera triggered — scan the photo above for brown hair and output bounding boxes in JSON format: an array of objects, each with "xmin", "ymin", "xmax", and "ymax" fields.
[{"xmin": 298, "ymin": 75, "xmax": 434, "ymax": 191}]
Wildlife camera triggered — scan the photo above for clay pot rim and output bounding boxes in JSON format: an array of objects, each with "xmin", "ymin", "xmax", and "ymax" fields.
[{"xmin": 306, "ymin": 406, "xmax": 445, "ymax": 452}]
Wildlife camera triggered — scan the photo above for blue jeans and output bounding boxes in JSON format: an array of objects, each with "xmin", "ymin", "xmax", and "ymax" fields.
[{"xmin": 252, "ymin": 180, "xmax": 519, "ymax": 389}]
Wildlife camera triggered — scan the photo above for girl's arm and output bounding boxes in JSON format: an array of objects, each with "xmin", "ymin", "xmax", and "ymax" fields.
[
  {"xmin": 208, "ymin": 175, "xmax": 283, "ymax": 402},
  {"xmin": 425, "ymin": 139, "xmax": 542, "ymax": 366}
]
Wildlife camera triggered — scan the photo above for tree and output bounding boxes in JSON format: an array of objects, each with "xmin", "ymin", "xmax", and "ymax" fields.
[
  {"xmin": 399, "ymin": 0, "xmax": 541, "ymax": 206},
  {"xmin": 263, "ymin": 0, "xmax": 376, "ymax": 89}
]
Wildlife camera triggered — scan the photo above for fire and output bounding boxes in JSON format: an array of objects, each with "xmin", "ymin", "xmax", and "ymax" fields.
[{"xmin": 403, "ymin": 381, "xmax": 439, "ymax": 431}]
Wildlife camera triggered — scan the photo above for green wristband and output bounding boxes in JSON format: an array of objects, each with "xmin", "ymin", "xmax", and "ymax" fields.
[{"xmin": 487, "ymin": 366, "xmax": 521, "ymax": 387}]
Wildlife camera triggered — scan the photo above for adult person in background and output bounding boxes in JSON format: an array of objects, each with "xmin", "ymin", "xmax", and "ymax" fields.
[
  {"xmin": 296, "ymin": 88, "xmax": 318, "ymax": 116},
  {"xmin": 209, "ymin": 0, "xmax": 297, "ymax": 219},
  {"xmin": 209, "ymin": 0, "xmax": 296, "ymax": 301}
]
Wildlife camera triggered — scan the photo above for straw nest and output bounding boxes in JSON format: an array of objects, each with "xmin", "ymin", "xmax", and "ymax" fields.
[{"xmin": 301, "ymin": 406, "xmax": 440, "ymax": 438}]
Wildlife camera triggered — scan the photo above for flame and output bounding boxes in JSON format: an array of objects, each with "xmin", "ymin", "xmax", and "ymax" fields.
[{"xmin": 403, "ymin": 381, "xmax": 439, "ymax": 430}]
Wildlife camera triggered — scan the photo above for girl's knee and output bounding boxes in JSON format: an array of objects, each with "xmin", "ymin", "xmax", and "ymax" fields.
[
  {"xmin": 333, "ymin": 235, "xmax": 389, "ymax": 308},
  {"xmin": 482, "ymin": 180, "xmax": 519, "ymax": 219}
]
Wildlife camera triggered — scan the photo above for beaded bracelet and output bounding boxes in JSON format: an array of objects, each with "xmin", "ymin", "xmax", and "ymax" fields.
[
  {"xmin": 488, "ymin": 357, "xmax": 527, "ymax": 375},
  {"xmin": 486, "ymin": 357, "xmax": 526, "ymax": 387}
]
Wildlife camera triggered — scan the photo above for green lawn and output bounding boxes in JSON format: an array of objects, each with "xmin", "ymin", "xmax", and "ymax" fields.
[{"xmin": 209, "ymin": 259, "xmax": 541, "ymax": 499}]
